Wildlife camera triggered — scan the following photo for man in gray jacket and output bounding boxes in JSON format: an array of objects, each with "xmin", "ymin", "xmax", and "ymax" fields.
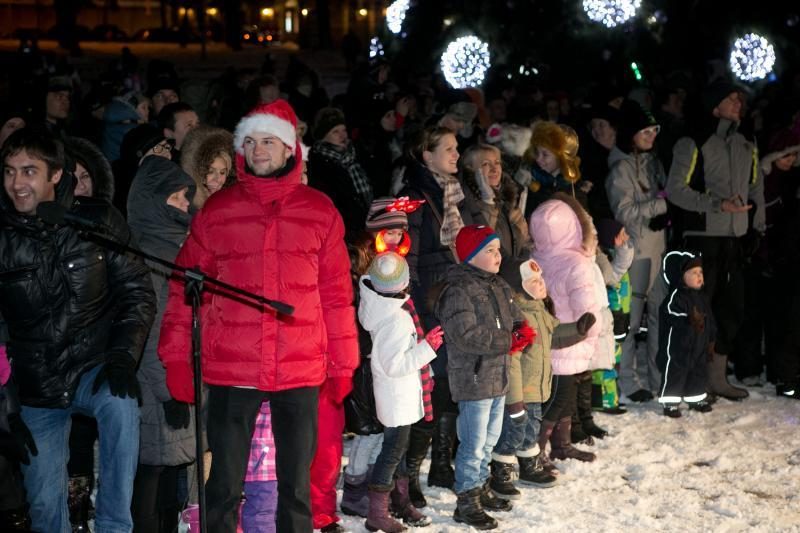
[{"xmin": 665, "ymin": 79, "xmax": 765, "ymax": 401}]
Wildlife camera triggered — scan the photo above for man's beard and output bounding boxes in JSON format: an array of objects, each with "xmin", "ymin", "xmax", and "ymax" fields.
[{"xmin": 246, "ymin": 156, "xmax": 296, "ymax": 179}]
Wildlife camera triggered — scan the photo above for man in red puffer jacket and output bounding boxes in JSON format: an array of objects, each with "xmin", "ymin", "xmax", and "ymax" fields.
[{"xmin": 158, "ymin": 99, "xmax": 358, "ymax": 533}]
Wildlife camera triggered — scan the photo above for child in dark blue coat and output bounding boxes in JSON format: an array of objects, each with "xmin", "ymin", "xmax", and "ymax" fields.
[{"xmin": 656, "ymin": 251, "xmax": 715, "ymax": 418}]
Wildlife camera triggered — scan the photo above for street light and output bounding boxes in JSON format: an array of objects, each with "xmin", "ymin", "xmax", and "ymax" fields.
[
  {"xmin": 358, "ymin": 8, "xmax": 368, "ymax": 17},
  {"xmin": 262, "ymin": 7, "xmax": 274, "ymax": 17}
]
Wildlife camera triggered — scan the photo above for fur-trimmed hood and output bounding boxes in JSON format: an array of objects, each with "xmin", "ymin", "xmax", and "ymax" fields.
[
  {"xmin": 529, "ymin": 191, "xmax": 595, "ymax": 256},
  {"xmin": 64, "ymin": 136, "xmax": 115, "ymax": 203},
  {"xmin": 180, "ymin": 126, "xmax": 235, "ymax": 208}
]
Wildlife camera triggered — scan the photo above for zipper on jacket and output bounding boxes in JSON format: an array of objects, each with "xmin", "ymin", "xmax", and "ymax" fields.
[{"xmin": 476, "ymin": 281, "xmax": 504, "ymax": 383}]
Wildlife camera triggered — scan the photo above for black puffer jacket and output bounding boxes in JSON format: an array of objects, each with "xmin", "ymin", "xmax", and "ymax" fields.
[
  {"xmin": 0, "ymin": 168, "xmax": 156, "ymax": 408},
  {"xmin": 434, "ymin": 263, "xmax": 522, "ymax": 402}
]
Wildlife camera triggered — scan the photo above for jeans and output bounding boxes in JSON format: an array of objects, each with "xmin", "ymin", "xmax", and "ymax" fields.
[
  {"xmin": 493, "ymin": 402, "xmax": 542, "ymax": 458},
  {"xmin": 205, "ymin": 385, "xmax": 318, "ymax": 533},
  {"xmin": 454, "ymin": 396, "xmax": 504, "ymax": 494},
  {"xmin": 369, "ymin": 425, "xmax": 411, "ymax": 490},
  {"xmin": 345, "ymin": 433, "xmax": 383, "ymax": 476},
  {"xmin": 20, "ymin": 364, "xmax": 140, "ymax": 533}
]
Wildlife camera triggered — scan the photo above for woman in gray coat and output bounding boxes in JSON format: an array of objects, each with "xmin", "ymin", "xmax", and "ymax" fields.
[
  {"xmin": 605, "ymin": 99, "xmax": 668, "ymax": 402},
  {"xmin": 127, "ymin": 151, "xmax": 198, "ymax": 532}
]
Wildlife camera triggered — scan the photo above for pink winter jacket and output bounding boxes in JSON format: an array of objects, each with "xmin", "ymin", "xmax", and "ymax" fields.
[{"xmin": 529, "ymin": 194, "xmax": 602, "ymax": 376}]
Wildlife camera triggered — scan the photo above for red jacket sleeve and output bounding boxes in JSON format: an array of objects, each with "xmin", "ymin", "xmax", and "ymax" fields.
[
  {"xmin": 318, "ymin": 212, "xmax": 359, "ymax": 378},
  {"xmin": 157, "ymin": 210, "xmax": 216, "ymax": 369}
]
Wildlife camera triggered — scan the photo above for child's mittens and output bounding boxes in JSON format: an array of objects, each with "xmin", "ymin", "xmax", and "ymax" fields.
[
  {"xmin": 510, "ymin": 321, "xmax": 536, "ymax": 354},
  {"xmin": 576, "ymin": 312, "xmax": 596, "ymax": 335},
  {"xmin": 424, "ymin": 325, "xmax": 444, "ymax": 351}
]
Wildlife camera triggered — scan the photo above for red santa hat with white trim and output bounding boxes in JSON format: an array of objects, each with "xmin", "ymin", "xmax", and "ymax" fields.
[{"xmin": 233, "ymin": 99, "xmax": 298, "ymax": 155}]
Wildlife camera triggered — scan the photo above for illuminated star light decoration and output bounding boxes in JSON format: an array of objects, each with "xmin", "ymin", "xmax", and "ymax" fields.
[
  {"xmin": 583, "ymin": 0, "xmax": 642, "ymax": 28},
  {"xmin": 730, "ymin": 33, "xmax": 776, "ymax": 82},
  {"xmin": 369, "ymin": 37, "xmax": 385, "ymax": 59},
  {"xmin": 440, "ymin": 36, "xmax": 492, "ymax": 89},
  {"xmin": 386, "ymin": 0, "xmax": 410, "ymax": 35}
]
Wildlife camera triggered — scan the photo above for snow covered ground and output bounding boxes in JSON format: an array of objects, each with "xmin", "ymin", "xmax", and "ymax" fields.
[{"xmin": 338, "ymin": 384, "xmax": 800, "ymax": 532}]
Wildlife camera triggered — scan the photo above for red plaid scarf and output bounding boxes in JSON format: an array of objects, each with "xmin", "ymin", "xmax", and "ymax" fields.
[{"xmin": 402, "ymin": 298, "xmax": 434, "ymax": 422}]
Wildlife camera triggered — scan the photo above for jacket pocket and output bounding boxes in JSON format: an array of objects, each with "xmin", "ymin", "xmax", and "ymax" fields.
[
  {"xmin": 62, "ymin": 251, "xmax": 108, "ymax": 307},
  {"xmin": 0, "ymin": 265, "xmax": 47, "ymax": 323}
]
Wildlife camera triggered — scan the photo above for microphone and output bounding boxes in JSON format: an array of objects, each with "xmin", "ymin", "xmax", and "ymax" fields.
[{"xmin": 36, "ymin": 201, "xmax": 103, "ymax": 231}]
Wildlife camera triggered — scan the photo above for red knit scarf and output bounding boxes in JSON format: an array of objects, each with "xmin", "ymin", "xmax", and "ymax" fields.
[{"xmin": 402, "ymin": 298, "xmax": 434, "ymax": 422}]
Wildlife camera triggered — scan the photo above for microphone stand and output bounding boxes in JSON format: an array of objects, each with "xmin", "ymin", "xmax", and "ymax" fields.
[{"xmin": 76, "ymin": 227, "xmax": 294, "ymax": 533}]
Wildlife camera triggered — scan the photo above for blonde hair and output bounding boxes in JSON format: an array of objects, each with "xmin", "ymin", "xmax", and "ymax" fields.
[{"xmin": 524, "ymin": 121, "xmax": 581, "ymax": 184}]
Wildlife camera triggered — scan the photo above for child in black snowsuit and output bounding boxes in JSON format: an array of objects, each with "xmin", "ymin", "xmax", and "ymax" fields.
[{"xmin": 656, "ymin": 251, "xmax": 715, "ymax": 418}]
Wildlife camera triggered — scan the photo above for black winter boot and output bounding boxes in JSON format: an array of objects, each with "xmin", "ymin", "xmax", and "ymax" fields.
[
  {"xmin": 535, "ymin": 419, "xmax": 560, "ymax": 476},
  {"xmin": 517, "ymin": 454, "xmax": 557, "ymax": 488},
  {"xmin": 570, "ymin": 415, "xmax": 593, "ymax": 445},
  {"xmin": 480, "ymin": 480, "xmax": 512, "ymax": 512},
  {"xmin": 488, "ymin": 458, "xmax": 520, "ymax": 500},
  {"xmin": 427, "ymin": 412, "xmax": 456, "ymax": 490},
  {"xmin": 550, "ymin": 417, "xmax": 596, "ymax": 462},
  {"xmin": 68, "ymin": 475, "xmax": 92, "ymax": 532},
  {"xmin": 453, "ymin": 487, "xmax": 498, "ymax": 530},
  {"xmin": 777, "ymin": 383, "xmax": 800, "ymax": 399},
  {"xmin": 404, "ymin": 424, "xmax": 432, "ymax": 508},
  {"xmin": 687, "ymin": 400, "xmax": 713, "ymax": 413},
  {"xmin": 577, "ymin": 370, "xmax": 607, "ymax": 440},
  {"xmin": 0, "ymin": 505, "xmax": 32, "ymax": 532}
]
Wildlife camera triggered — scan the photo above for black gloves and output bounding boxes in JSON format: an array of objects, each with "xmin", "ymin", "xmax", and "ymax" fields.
[
  {"xmin": 576, "ymin": 312, "xmax": 596, "ymax": 335},
  {"xmin": 4, "ymin": 413, "xmax": 38, "ymax": 465},
  {"xmin": 92, "ymin": 353, "xmax": 141, "ymax": 405},
  {"xmin": 648, "ymin": 213, "xmax": 671, "ymax": 232},
  {"xmin": 163, "ymin": 399, "xmax": 191, "ymax": 430},
  {"xmin": 741, "ymin": 229, "xmax": 762, "ymax": 259}
]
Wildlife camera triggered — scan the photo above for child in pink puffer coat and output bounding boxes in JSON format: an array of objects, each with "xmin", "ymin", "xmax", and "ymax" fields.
[{"xmin": 529, "ymin": 192, "xmax": 604, "ymax": 463}]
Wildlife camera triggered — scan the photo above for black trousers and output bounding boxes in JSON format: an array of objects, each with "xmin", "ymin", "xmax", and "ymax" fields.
[
  {"xmin": 543, "ymin": 374, "xmax": 577, "ymax": 423},
  {"xmin": 131, "ymin": 464, "xmax": 181, "ymax": 533},
  {"xmin": 205, "ymin": 385, "xmax": 319, "ymax": 533},
  {"xmin": 684, "ymin": 237, "xmax": 744, "ymax": 356},
  {"xmin": 0, "ymin": 456, "xmax": 26, "ymax": 511}
]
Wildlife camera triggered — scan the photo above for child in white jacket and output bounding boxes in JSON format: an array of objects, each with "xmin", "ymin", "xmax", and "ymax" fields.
[{"xmin": 358, "ymin": 252, "xmax": 443, "ymax": 533}]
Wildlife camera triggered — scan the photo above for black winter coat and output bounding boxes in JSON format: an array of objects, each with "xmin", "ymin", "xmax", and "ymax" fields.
[
  {"xmin": 656, "ymin": 251, "xmax": 716, "ymax": 399},
  {"xmin": 0, "ymin": 173, "xmax": 156, "ymax": 408},
  {"xmin": 307, "ymin": 147, "xmax": 370, "ymax": 238},
  {"xmin": 399, "ymin": 163, "xmax": 475, "ymax": 375},
  {"xmin": 434, "ymin": 263, "xmax": 522, "ymax": 402}
]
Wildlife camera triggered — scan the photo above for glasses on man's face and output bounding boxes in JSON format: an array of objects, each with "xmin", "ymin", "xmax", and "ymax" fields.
[{"xmin": 640, "ymin": 125, "xmax": 661, "ymax": 136}]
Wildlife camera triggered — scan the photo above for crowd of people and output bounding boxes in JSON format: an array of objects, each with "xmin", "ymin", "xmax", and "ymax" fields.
[{"xmin": 0, "ymin": 44, "xmax": 799, "ymax": 533}]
